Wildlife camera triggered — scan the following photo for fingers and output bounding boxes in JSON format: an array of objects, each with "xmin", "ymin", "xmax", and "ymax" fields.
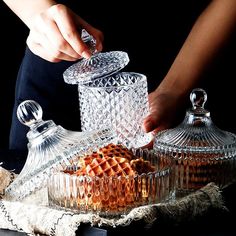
[
  {"xmin": 27, "ymin": 27, "xmax": 81, "ymax": 62},
  {"xmin": 142, "ymin": 91, "xmax": 161, "ymax": 133},
  {"xmin": 142, "ymin": 115, "xmax": 156, "ymax": 133},
  {"xmin": 27, "ymin": 4, "xmax": 104, "ymax": 62},
  {"xmin": 142, "ymin": 91, "xmax": 177, "ymax": 134},
  {"xmin": 142, "ymin": 111, "xmax": 171, "ymax": 134},
  {"xmin": 48, "ymin": 4, "xmax": 92, "ymax": 59}
]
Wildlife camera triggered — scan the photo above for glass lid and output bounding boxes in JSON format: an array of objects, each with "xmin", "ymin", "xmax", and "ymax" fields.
[
  {"xmin": 5, "ymin": 100, "xmax": 116, "ymax": 201},
  {"xmin": 63, "ymin": 29, "xmax": 129, "ymax": 84},
  {"xmin": 153, "ymin": 88, "xmax": 236, "ymax": 156},
  {"xmin": 63, "ymin": 51, "xmax": 130, "ymax": 84}
]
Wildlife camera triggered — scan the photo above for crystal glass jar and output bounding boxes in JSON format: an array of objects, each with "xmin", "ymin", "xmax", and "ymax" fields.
[
  {"xmin": 153, "ymin": 88, "xmax": 236, "ymax": 196},
  {"xmin": 63, "ymin": 44, "xmax": 152, "ymax": 148},
  {"xmin": 78, "ymin": 71, "xmax": 151, "ymax": 148},
  {"xmin": 5, "ymin": 100, "xmax": 115, "ymax": 201}
]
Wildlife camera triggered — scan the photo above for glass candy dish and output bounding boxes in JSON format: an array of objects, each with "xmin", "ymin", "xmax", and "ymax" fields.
[
  {"xmin": 63, "ymin": 34, "xmax": 152, "ymax": 148},
  {"xmin": 5, "ymin": 100, "xmax": 116, "ymax": 201},
  {"xmin": 153, "ymin": 88, "xmax": 236, "ymax": 196},
  {"xmin": 48, "ymin": 145, "xmax": 175, "ymax": 216}
]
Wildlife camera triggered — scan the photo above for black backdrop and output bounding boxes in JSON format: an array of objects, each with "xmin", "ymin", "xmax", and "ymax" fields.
[
  {"xmin": 0, "ymin": 0, "xmax": 235, "ymax": 150},
  {"xmin": 0, "ymin": 2, "xmax": 28, "ymax": 149}
]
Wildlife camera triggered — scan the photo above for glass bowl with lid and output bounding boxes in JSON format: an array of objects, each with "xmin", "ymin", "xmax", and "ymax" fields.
[
  {"xmin": 153, "ymin": 88, "xmax": 236, "ymax": 196},
  {"xmin": 4, "ymin": 100, "xmax": 116, "ymax": 201}
]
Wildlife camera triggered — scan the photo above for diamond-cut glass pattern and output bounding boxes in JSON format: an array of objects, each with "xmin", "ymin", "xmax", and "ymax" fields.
[
  {"xmin": 63, "ymin": 51, "xmax": 129, "ymax": 84},
  {"xmin": 79, "ymin": 72, "xmax": 152, "ymax": 148}
]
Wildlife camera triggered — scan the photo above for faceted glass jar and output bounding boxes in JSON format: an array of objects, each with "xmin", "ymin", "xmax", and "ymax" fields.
[
  {"xmin": 153, "ymin": 88, "xmax": 236, "ymax": 197},
  {"xmin": 63, "ymin": 50, "xmax": 152, "ymax": 148},
  {"xmin": 79, "ymin": 72, "xmax": 152, "ymax": 148}
]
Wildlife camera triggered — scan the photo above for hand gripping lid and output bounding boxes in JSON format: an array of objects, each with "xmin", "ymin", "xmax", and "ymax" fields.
[
  {"xmin": 63, "ymin": 51, "xmax": 129, "ymax": 84},
  {"xmin": 63, "ymin": 29, "xmax": 129, "ymax": 84}
]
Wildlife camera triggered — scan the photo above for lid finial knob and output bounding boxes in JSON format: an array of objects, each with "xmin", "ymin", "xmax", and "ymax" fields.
[
  {"xmin": 81, "ymin": 29, "xmax": 97, "ymax": 54},
  {"xmin": 190, "ymin": 88, "xmax": 207, "ymax": 110},
  {"xmin": 17, "ymin": 100, "xmax": 43, "ymax": 127}
]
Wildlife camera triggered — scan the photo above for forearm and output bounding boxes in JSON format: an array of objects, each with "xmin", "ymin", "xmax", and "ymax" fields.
[
  {"xmin": 158, "ymin": 0, "xmax": 236, "ymax": 98},
  {"xmin": 3, "ymin": 0, "xmax": 57, "ymax": 28}
]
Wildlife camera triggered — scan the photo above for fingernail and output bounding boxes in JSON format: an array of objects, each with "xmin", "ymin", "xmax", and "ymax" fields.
[{"xmin": 81, "ymin": 51, "xmax": 91, "ymax": 59}]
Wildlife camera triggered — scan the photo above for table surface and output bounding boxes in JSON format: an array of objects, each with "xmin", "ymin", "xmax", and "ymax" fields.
[{"xmin": 1, "ymin": 149, "xmax": 236, "ymax": 236}]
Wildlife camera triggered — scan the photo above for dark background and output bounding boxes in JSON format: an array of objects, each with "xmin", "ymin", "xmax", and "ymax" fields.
[
  {"xmin": 0, "ymin": 0, "xmax": 236, "ymax": 150},
  {"xmin": 0, "ymin": 2, "xmax": 28, "ymax": 149}
]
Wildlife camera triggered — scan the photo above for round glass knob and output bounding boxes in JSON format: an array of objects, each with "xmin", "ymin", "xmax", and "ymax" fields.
[
  {"xmin": 17, "ymin": 100, "xmax": 43, "ymax": 127},
  {"xmin": 190, "ymin": 88, "xmax": 207, "ymax": 109}
]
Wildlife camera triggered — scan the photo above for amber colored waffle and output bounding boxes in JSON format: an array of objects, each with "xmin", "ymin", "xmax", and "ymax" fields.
[
  {"xmin": 98, "ymin": 143, "xmax": 135, "ymax": 160},
  {"xmin": 130, "ymin": 158, "xmax": 156, "ymax": 175},
  {"xmin": 50, "ymin": 145, "xmax": 172, "ymax": 216},
  {"xmin": 75, "ymin": 143, "xmax": 156, "ymax": 177},
  {"xmin": 76, "ymin": 155, "xmax": 136, "ymax": 177}
]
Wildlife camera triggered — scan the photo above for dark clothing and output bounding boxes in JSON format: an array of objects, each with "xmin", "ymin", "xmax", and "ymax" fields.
[{"xmin": 9, "ymin": 47, "xmax": 81, "ymax": 150}]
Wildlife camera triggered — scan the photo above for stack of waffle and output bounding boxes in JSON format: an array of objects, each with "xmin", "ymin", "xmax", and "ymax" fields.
[
  {"xmin": 73, "ymin": 143, "xmax": 155, "ymax": 177},
  {"xmin": 62, "ymin": 143, "xmax": 156, "ymax": 214}
]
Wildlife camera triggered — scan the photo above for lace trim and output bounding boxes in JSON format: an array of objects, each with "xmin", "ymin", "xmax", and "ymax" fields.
[{"xmin": 0, "ymin": 165, "xmax": 227, "ymax": 236}]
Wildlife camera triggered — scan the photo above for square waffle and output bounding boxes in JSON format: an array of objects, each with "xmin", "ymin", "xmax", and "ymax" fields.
[
  {"xmin": 76, "ymin": 155, "xmax": 136, "ymax": 177},
  {"xmin": 75, "ymin": 143, "xmax": 155, "ymax": 177},
  {"xmin": 97, "ymin": 143, "xmax": 135, "ymax": 160}
]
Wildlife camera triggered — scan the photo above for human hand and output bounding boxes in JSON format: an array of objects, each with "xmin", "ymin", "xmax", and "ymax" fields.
[
  {"xmin": 26, "ymin": 4, "xmax": 104, "ymax": 62},
  {"xmin": 142, "ymin": 89, "xmax": 186, "ymax": 135}
]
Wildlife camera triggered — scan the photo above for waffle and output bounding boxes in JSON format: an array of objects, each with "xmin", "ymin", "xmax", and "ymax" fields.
[
  {"xmin": 76, "ymin": 155, "xmax": 136, "ymax": 177},
  {"xmin": 75, "ymin": 143, "xmax": 155, "ymax": 177},
  {"xmin": 130, "ymin": 158, "xmax": 156, "ymax": 175},
  {"xmin": 56, "ymin": 144, "xmax": 163, "ymax": 215},
  {"xmin": 97, "ymin": 143, "xmax": 135, "ymax": 161},
  {"xmin": 80, "ymin": 152, "xmax": 102, "ymax": 166}
]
